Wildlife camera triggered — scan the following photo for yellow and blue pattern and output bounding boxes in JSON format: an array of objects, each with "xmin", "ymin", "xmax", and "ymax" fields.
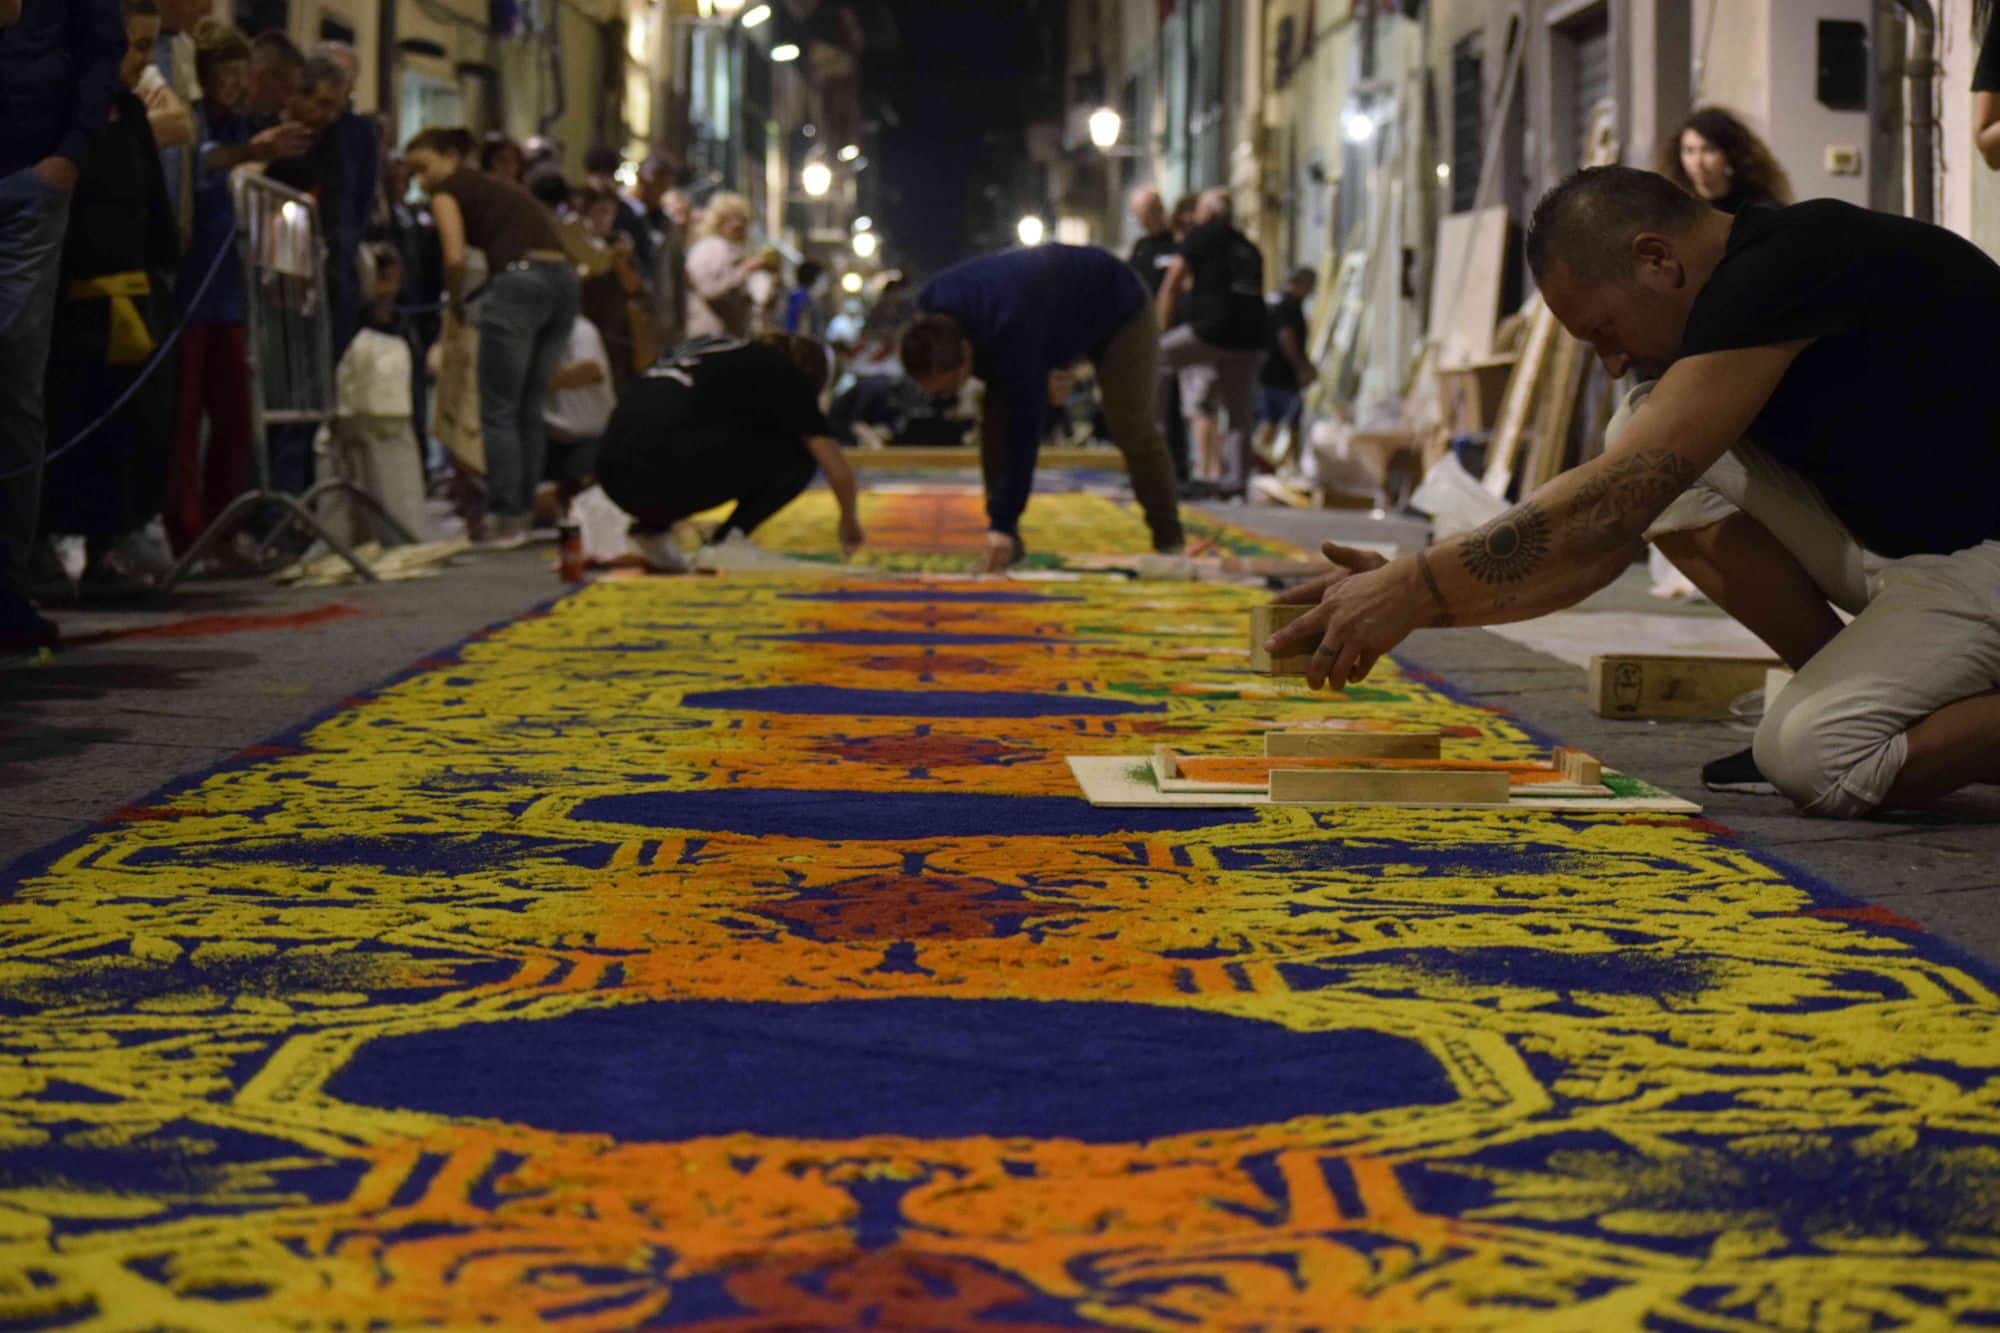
[{"xmin": 3, "ymin": 574, "xmax": 1999, "ymax": 1329}]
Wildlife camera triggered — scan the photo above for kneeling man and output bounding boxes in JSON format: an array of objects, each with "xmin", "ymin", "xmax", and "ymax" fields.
[
  {"xmin": 596, "ymin": 334, "xmax": 863, "ymax": 570},
  {"xmin": 1269, "ymin": 166, "xmax": 2000, "ymax": 817}
]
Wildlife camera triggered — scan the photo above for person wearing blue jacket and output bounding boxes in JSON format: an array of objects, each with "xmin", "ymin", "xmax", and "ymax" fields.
[
  {"xmin": 0, "ymin": 0, "xmax": 129, "ymax": 650},
  {"xmin": 902, "ymin": 244, "xmax": 1184, "ymax": 571}
]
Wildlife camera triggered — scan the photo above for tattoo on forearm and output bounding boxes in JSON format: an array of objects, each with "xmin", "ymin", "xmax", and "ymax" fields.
[
  {"xmin": 1416, "ymin": 549, "xmax": 1454, "ymax": 624},
  {"xmin": 1574, "ymin": 447, "xmax": 1703, "ymax": 550},
  {"xmin": 1459, "ymin": 504, "xmax": 1553, "ymax": 585}
]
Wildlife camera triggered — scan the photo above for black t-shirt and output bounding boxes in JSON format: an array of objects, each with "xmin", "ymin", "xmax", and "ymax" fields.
[
  {"xmin": 1128, "ymin": 230, "xmax": 1178, "ymax": 296},
  {"xmin": 1179, "ymin": 219, "xmax": 1266, "ymax": 348},
  {"xmin": 1975, "ymin": 14, "xmax": 2000, "ymax": 91},
  {"xmin": 597, "ymin": 338, "xmax": 830, "ymax": 472},
  {"xmin": 1679, "ymin": 200, "xmax": 2000, "ymax": 557},
  {"xmin": 1260, "ymin": 292, "xmax": 1308, "ymax": 389}
]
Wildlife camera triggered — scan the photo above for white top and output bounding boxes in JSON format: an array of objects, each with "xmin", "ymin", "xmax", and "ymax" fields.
[
  {"xmin": 544, "ymin": 316, "xmax": 616, "ymax": 441},
  {"xmin": 684, "ymin": 234, "xmax": 750, "ymax": 339},
  {"xmin": 336, "ymin": 327, "xmax": 413, "ymax": 419}
]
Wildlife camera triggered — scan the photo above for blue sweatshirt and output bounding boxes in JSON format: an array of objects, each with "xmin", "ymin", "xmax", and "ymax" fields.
[
  {"xmin": 917, "ymin": 244, "xmax": 1146, "ymax": 535},
  {"xmin": 0, "ymin": 0, "xmax": 126, "ymax": 178}
]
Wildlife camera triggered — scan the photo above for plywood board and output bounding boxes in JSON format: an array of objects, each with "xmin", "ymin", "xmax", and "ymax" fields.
[
  {"xmin": 1430, "ymin": 206, "xmax": 1511, "ymax": 369},
  {"xmin": 1066, "ymin": 756, "xmax": 1701, "ymax": 814},
  {"xmin": 1266, "ymin": 730, "xmax": 1443, "ymax": 759}
]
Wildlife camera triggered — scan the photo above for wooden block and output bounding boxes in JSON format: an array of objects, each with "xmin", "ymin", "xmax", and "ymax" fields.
[
  {"xmin": 1552, "ymin": 747, "xmax": 1602, "ymax": 786},
  {"xmin": 1249, "ymin": 604, "xmax": 1313, "ymax": 675},
  {"xmin": 1268, "ymin": 766, "xmax": 1512, "ymax": 807},
  {"xmin": 1588, "ymin": 654, "xmax": 1781, "ymax": 720},
  {"xmin": 1266, "ymin": 730, "xmax": 1443, "ymax": 759}
]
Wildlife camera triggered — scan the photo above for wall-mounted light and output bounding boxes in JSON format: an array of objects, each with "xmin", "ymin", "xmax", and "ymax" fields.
[
  {"xmin": 771, "ymin": 41, "xmax": 800, "ymax": 62},
  {"xmin": 852, "ymin": 231, "xmax": 878, "ymax": 258},
  {"xmin": 837, "ymin": 143, "xmax": 860, "ymax": 162},
  {"xmin": 712, "ymin": 0, "xmax": 744, "ymax": 12},
  {"xmin": 841, "ymin": 272, "xmax": 864, "ymax": 294},
  {"xmin": 740, "ymin": 3, "xmax": 770, "ymax": 27},
  {"xmin": 1088, "ymin": 106, "xmax": 1122, "ymax": 151},
  {"xmin": 801, "ymin": 161, "xmax": 832, "ymax": 197},
  {"xmin": 1342, "ymin": 108, "xmax": 1376, "ymax": 144},
  {"xmin": 852, "ymin": 215, "xmax": 872, "ymax": 232},
  {"xmin": 1435, "ymin": 162, "xmax": 1451, "ymax": 182},
  {"xmin": 1017, "ymin": 215, "xmax": 1045, "ymax": 247}
]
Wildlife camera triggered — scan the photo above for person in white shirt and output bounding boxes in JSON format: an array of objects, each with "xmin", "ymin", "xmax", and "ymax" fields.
[
  {"xmin": 540, "ymin": 313, "xmax": 617, "ymax": 519},
  {"xmin": 683, "ymin": 191, "xmax": 780, "ymax": 340}
]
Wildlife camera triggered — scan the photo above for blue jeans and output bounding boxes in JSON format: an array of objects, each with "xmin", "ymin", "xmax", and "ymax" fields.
[
  {"xmin": 0, "ymin": 168, "xmax": 73, "ymax": 598},
  {"xmin": 477, "ymin": 261, "xmax": 580, "ymax": 517}
]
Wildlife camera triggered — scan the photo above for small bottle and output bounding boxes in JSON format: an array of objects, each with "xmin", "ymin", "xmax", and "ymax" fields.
[{"xmin": 557, "ymin": 508, "xmax": 584, "ymax": 583}]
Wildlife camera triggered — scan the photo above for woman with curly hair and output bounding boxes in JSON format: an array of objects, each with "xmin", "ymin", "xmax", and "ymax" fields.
[{"xmin": 1653, "ymin": 106, "xmax": 1793, "ymax": 214}]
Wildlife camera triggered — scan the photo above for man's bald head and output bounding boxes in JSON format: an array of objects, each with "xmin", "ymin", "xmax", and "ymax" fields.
[
  {"xmin": 313, "ymin": 39, "xmax": 359, "ymax": 87},
  {"xmin": 1129, "ymin": 186, "xmax": 1165, "ymax": 234},
  {"xmin": 1195, "ymin": 187, "xmax": 1232, "ymax": 224},
  {"xmin": 1526, "ymin": 165, "xmax": 1707, "ymax": 285}
]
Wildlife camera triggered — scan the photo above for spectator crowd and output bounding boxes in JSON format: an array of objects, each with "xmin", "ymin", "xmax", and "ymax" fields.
[{"xmin": 0, "ymin": 0, "xmax": 837, "ymax": 652}]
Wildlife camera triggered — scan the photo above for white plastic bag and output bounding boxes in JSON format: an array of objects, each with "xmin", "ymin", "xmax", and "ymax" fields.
[{"xmin": 1409, "ymin": 451, "xmax": 1508, "ymax": 538}]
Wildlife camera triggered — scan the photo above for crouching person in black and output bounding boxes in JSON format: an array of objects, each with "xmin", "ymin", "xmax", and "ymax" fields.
[{"xmin": 596, "ymin": 334, "xmax": 864, "ymax": 572}]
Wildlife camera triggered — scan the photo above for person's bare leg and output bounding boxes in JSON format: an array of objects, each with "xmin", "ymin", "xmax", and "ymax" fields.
[
  {"xmin": 1883, "ymin": 691, "xmax": 2000, "ymax": 807},
  {"xmin": 1654, "ymin": 513, "xmax": 1846, "ymax": 670},
  {"xmin": 1194, "ymin": 413, "xmax": 1220, "ymax": 482}
]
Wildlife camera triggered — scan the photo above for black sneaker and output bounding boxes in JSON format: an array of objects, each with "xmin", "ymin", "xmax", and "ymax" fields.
[
  {"xmin": 0, "ymin": 586, "xmax": 59, "ymax": 656},
  {"xmin": 1702, "ymin": 746, "xmax": 1777, "ymax": 795}
]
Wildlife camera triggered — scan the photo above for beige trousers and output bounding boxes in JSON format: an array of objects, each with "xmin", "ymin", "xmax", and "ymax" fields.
[{"xmin": 1612, "ymin": 383, "xmax": 2000, "ymax": 817}]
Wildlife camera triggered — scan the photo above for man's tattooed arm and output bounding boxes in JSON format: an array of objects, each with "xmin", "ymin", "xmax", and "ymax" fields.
[{"xmin": 1415, "ymin": 446, "xmax": 1702, "ymax": 628}]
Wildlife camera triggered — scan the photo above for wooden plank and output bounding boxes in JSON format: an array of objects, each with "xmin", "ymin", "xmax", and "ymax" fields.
[
  {"xmin": 1064, "ymin": 755, "xmax": 1702, "ymax": 814},
  {"xmin": 1249, "ymin": 604, "xmax": 1313, "ymax": 675},
  {"xmin": 1588, "ymin": 654, "xmax": 1781, "ymax": 720},
  {"xmin": 1480, "ymin": 294, "xmax": 1558, "ymax": 496},
  {"xmin": 1522, "ymin": 329, "xmax": 1590, "ymax": 490},
  {"xmin": 1430, "ymin": 206, "xmax": 1512, "ymax": 368},
  {"xmin": 1266, "ymin": 730, "xmax": 1443, "ymax": 759},
  {"xmin": 1267, "ymin": 766, "xmax": 1513, "ymax": 807},
  {"xmin": 1180, "ymin": 755, "xmax": 1606, "ymax": 794}
]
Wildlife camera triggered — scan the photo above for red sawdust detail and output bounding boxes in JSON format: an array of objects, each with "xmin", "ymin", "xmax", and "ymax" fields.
[
  {"xmin": 752, "ymin": 873, "xmax": 1089, "ymax": 942},
  {"xmin": 850, "ymin": 652, "xmax": 1005, "ymax": 675},
  {"xmin": 803, "ymin": 731, "xmax": 1035, "ymax": 767},
  {"xmin": 105, "ymin": 805, "xmax": 207, "ymax": 823},
  {"xmin": 65, "ymin": 603, "xmax": 363, "ymax": 646},
  {"xmin": 684, "ymin": 1247, "xmax": 1104, "ymax": 1332},
  {"xmin": 236, "ymin": 744, "xmax": 307, "ymax": 759},
  {"xmin": 1796, "ymin": 904, "xmax": 1927, "ymax": 932}
]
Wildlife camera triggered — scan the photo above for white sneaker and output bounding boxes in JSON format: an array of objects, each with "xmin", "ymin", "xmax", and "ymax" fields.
[{"xmin": 628, "ymin": 527, "xmax": 692, "ymax": 573}]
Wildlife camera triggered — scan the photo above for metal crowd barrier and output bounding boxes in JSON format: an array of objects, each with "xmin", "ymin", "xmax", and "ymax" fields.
[{"xmin": 161, "ymin": 175, "xmax": 415, "ymax": 589}]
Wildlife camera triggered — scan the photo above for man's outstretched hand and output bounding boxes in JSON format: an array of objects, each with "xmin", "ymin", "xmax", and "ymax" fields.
[
  {"xmin": 1265, "ymin": 540, "xmax": 1428, "ymax": 691},
  {"xmin": 1272, "ymin": 540, "xmax": 1390, "ymax": 605}
]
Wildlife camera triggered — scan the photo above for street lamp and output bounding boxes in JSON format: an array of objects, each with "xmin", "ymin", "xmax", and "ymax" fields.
[
  {"xmin": 770, "ymin": 41, "xmax": 800, "ymax": 61},
  {"xmin": 802, "ymin": 161, "xmax": 833, "ymax": 197},
  {"xmin": 1017, "ymin": 215, "xmax": 1045, "ymax": 247},
  {"xmin": 852, "ymin": 231, "xmax": 878, "ymax": 259},
  {"xmin": 1087, "ymin": 106, "xmax": 1122, "ymax": 151}
]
